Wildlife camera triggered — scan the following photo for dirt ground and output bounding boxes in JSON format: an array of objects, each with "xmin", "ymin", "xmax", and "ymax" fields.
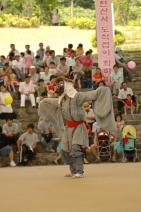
[{"xmin": 0, "ymin": 163, "xmax": 141, "ymax": 212}]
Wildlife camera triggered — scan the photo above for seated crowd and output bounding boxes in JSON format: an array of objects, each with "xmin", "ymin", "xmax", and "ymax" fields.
[{"xmin": 0, "ymin": 43, "xmax": 139, "ymax": 166}]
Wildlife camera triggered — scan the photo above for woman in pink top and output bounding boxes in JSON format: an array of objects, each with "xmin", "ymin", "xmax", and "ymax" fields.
[
  {"xmin": 24, "ymin": 50, "xmax": 34, "ymax": 75},
  {"xmin": 80, "ymin": 50, "xmax": 94, "ymax": 69}
]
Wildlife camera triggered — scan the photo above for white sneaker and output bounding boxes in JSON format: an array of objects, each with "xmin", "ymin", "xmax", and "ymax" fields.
[
  {"xmin": 10, "ymin": 161, "xmax": 16, "ymax": 167},
  {"xmin": 72, "ymin": 173, "xmax": 84, "ymax": 179}
]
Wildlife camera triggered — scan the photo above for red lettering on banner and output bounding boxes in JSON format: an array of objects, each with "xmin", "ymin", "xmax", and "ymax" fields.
[
  {"xmin": 102, "ymin": 49, "xmax": 110, "ymax": 56},
  {"xmin": 100, "ymin": 8, "xmax": 108, "ymax": 16},
  {"xmin": 103, "ymin": 60, "xmax": 111, "ymax": 66},
  {"xmin": 101, "ymin": 33, "xmax": 110, "ymax": 40},
  {"xmin": 95, "ymin": 0, "xmax": 115, "ymax": 85},
  {"xmin": 101, "ymin": 16, "xmax": 108, "ymax": 22},
  {"xmin": 102, "ymin": 41, "xmax": 110, "ymax": 48},
  {"xmin": 100, "ymin": 1, "xmax": 108, "ymax": 6}
]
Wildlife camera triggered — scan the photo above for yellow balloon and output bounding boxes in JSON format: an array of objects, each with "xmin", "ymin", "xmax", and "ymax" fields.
[{"xmin": 4, "ymin": 96, "xmax": 13, "ymax": 105}]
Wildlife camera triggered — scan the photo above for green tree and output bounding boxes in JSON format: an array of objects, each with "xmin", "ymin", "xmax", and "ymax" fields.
[
  {"xmin": 35, "ymin": 0, "xmax": 59, "ymax": 23},
  {"xmin": 114, "ymin": 0, "xmax": 132, "ymax": 25}
]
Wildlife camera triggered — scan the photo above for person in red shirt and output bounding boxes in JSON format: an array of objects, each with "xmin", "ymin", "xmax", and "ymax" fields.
[
  {"xmin": 80, "ymin": 50, "xmax": 93, "ymax": 69},
  {"xmin": 92, "ymin": 67, "xmax": 104, "ymax": 89},
  {"xmin": 46, "ymin": 75, "xmax": 57, "ymax": 97},
  {"xmin": 124, "ymin": 94, "xmax": 135, "ymax": 115}
]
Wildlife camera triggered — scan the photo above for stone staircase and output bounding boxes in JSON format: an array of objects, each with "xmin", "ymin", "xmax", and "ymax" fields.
[{"xmin": 121, "ymin": 51, "xmax": 141, "ymax": 155}]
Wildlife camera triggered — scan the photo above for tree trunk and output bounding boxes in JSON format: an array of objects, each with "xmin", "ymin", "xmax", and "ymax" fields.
[{"xmin": 70, "ymin": 0, "xmax": 74, "ymax": 18}]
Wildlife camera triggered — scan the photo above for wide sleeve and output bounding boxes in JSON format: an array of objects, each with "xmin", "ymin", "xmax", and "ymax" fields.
[
  {"xmin": 38, "ymin": 98, "xmax": 64, "ymax": 139},
  {"xmin": 76, "ymin": 89, "xmax": 98, "ymax": 106},
  {"xmin": 77, "ymin": 87, "xmax": 116, "ymax": 133}
]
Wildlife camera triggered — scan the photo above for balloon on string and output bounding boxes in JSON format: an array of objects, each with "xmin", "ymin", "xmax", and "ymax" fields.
[
  {"xmin": 127, "ymin": 61, "xmax": 136, "ymax": 69},
  {"xmin": 4, "ymin": 96, "xmax": 13, "ymax": 105}
]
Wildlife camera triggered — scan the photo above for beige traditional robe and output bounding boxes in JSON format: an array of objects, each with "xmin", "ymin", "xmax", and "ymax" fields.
[{"xmin": 39, "ymin": 86, "xmax": 116, "ymax": 152}]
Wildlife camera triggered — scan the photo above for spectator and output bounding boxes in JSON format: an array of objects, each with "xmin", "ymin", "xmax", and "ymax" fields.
[
  {"xmin": 1, "ymin": 63, "xmax": 10, "ymax": 87},
  {"xmin": 124, "ymin": 94, "xmax": 136, "ymax": 115},
  {"xmin": 40, "ymin": 66, "xmax": 52, "ymax": 84},
  {"xmin": 0, "ymin": 55, "xmax": 6, "ymax": 68},
  {"xmin": 76, "ymin": 43, "xmax": 84, "ymax": 57},
  {"xmin": 0, "ymin": 126, "xmax": 16, "ymax": 167},
  {"xmin": 17, "ymin": 123, "xmax": 38, "ymax": 165},
  {"xmin": 38, "ymin": 119, "xmax": 54, "ymax": 152},
  {"xmin": 72, "ymin": 57, "xmax": 83, "ymax": 88},
  {"xmin": 117, "ymin": 82, "xmax": 135, "ymax": 113},
  {"xmin": 47, "ymin": 50, "xmax": 58, "ymax": 66},
  {"xmin": 47, "ymin": 75, "xmax": 57, "ymax": 97},
  {"xmin": 24, "ymin": 50, "xmax": 34, "ymax": 75},
  {"xmin": 57, "ymin": 57, "xmax": 69, "ymax": 76},
  {"xmin": 136, "ymin": 93, "xmax": 141, "ymax": 113},
  {"xmin": 53, "ymin": 142, "xmax": 62, "ymax": 165},
  {"xmin": 115, "ymin": 48, "xmax": 135, "ymax": 82},
  {"xmin": 115, "ymin": 114, "xmax": 125, "ymax": 141},
  {"xmin": 36, "ymin": 43, "xmax": 45, "ymax": 60},
  {"xmin": 83, "ymin": 102, "xmax": 95, "ymax": 130},
  {"xmin": 36, "ymin": 79, "xmax": 47, "ymax": 104},
  {"xmin": 12, "ymin": 54, "xmax": 24, "ymax": 80},
  {"xmin": 0, "ymin": 85, "xmax": 15, "ymax": 119},
  {"xmin": 8, "ymin": 52, "xmax": 15, "ymax": 67},
  {"xmin": 67, "ymin": 50, "xmax": 76, "ymax": 76},
  {"xmin": 63, "ymin": 48, "xmax": 68, "ymax": 57},
  {"xmin": 24, "ymin": 45, "xmax": 34, "ymax": 57},
  {"xmin": 33, "ymin": 55, "xmax": 45, "ymax": 73},
  {"xmin": 3, "ymin": 68, "xmax": 17, "ymax": 92},
  {"xmin": 9, "ymin": 44, "xmax": 19, "ymax": 57},
  {"xmin": 29, "ymin": 66, "xmax": 39, "ymax": 85},
  {"xmin": 20, "ymin": 52, "xmax": 26, "ymax": 74},
  {"xmin": 80, "ymin": 50, "xmax": 93, "ymax": 69},
  {"xmin": 67, "ymin": 44, "xmax": 73, "ymax": 57},
  {"xmin": 19, "ymin": 76, "xmax": 36, "ymax": 108},
  {"xmin": 111, "ymin": 64, "xmax": 123, "ymax": 96},
  {"xmin": 2, "ymin": 118, "xmax": 19, "ymax": 146},
  {"xmin": 92, "ymin": 67, "xmax": 104, "ymax": 89},
  {"xmin": 52, "ymin": 9, "xmax": 60, "ymax": 26},
  {"xmin": 43, "ymin": 50, "xmax": 50, "ymax": 63},
  {"xmin": 48, "ymin": 61, "xmax": 58, "ymax": 75}
]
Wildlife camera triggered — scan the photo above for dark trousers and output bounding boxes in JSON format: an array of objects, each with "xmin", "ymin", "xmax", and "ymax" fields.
[
  {"xmin": 19, "ymin": 144, "xmax": 36, "ymax": 165},
  {"xmin": 3, "ymin": 134, "xmax": 19, "ymax": 146},
  {"xmin": 61, "ymin": 145, "xmax": 84, "ymax": 175}
]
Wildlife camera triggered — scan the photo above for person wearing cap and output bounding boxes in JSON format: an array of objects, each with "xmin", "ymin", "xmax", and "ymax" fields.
[{"xmin": 19, "ymin": 76, "xmax": 36, "ymax": 108}]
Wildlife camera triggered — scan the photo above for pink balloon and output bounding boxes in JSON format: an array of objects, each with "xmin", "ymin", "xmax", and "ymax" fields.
[{"xmin": 127, "ymin": 61, "xmax": 136, "ymax": 69}]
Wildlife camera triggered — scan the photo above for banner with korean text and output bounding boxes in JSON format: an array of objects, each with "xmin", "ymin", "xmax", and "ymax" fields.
[{"xmin": 95, "ymin": 0, "xmax": 115, "ymax": 85}]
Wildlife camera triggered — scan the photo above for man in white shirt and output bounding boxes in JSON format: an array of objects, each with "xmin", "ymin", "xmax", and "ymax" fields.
[
  {"xmin": 111, "ymin": 64, "xmax": 123, "ymax": 95},
  {"xmin": 8, "ymin": 44, "xmax": 19, "ymax": 57},
  {"xmin": 57, "ymin": 57, "xmax": 69, "ymax": 76},
  {"xmin": 117, "ymin": 82, "xmax": 134, "ymax": 113},
  {"xmin": 12, "ymin": 54, "xmax": 24, "ymax": 80},
  {"xmin": 19, "ymin": 76, "xmax": 36, "ymax": 108}
]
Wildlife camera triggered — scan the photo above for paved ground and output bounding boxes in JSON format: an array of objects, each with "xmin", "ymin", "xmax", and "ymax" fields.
[{"xmin": 0, "ymin": 163, "xmax": 141, "ymax": 212}]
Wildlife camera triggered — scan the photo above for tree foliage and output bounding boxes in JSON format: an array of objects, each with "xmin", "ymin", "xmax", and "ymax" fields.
[{"xmin": 0, "ymin": 0, "xmax": 141, "ymax": 26}]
